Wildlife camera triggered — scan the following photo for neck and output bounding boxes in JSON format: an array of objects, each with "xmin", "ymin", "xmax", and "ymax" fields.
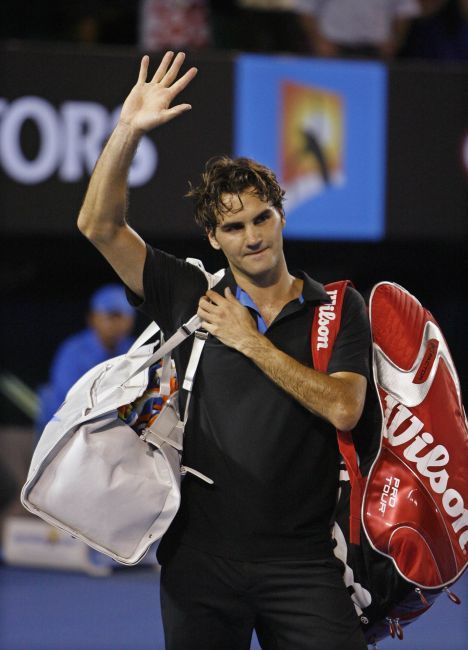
[
  {"xmin": 95, "ymin": 332, "xmax": 118, "ymax": 353},
  {"xmin": 230, "ymin": 260, "xmax": 301, "ymax": 306}
]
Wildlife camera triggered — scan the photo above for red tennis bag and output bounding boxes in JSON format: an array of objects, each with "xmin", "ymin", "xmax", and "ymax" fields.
[{"xmin": 312, "ymin": 281, "xmax": 467, "ymax": 646}]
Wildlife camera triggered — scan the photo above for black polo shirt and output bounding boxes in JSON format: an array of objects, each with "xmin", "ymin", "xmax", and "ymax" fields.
[{"xmin": 128, "ymin": 245, "xmax": 370, "ymax": 562}]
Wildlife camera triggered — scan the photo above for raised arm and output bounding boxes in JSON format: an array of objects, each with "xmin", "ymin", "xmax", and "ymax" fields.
[{"xmin": 77, "ymin": 52, "xmax": 197, "ymax": 298}]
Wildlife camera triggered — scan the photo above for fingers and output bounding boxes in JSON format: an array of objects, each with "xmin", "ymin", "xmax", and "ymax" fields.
[
  {"xmin": 203, "ymin": 289, "xmax": 238, "ymax": 306},
  {"xmin": 170, "ymin": 66, "xmax": 198, "ymax": 96},
  {"xmin": 162, "ymin": 51, "xmax": 187, "ymax": 86},
  {"xmin": 151, "ymin": 51, "xmax": 175, "ymax": 83},
  {"xmin": 198, "ymin": 294, "xmax": 218, "ymax": 312},
  {"xmin": 205, "ymin": 290, "xmax": 224, "ymax": 305},
  {"xmin": 138, "ymin": 51, "xmax": 182, "ymax": 86},
  {"xmin": 197, "ymin": 300, "xmax": 214, "ymax": 329},
  {"xmin": 197, "ymin": 293, "xmax": 222, "ymax": 322},
  {"xmin": 138, "ymin": 55, "xmax": 150, "ymax": 83},
  {"xmin": 152, "ymin": 51, "xmax": 188, "ymax": 87},
  {"xmin": 160, "ymin": 103, "xmax": 192, "ymax": 124},
  {"xmin": 151, "ymin": 51, "xmax": 197, "ymax": 93},
  {"xmin": 141, "ymin": 51, "xmax": 197, "ymax": 117}
]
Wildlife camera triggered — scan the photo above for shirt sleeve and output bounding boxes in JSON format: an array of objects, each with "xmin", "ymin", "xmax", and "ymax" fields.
[
  {"xmin": 327, "ymin": 286, "xmax": 371, "ymax": 379},
  {"xmin": 126, "ymin": 244, "xmax": 209, "ymax": 335}
]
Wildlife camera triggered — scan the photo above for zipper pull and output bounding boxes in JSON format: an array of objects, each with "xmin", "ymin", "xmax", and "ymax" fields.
[
  {"xmin": 444, "ymin": 587, "xmax": 461, "ymax": 604},
  {"xmin": 386, "ymin": 617, "xmax": 403, "ymax": 640},
  {"xmin": 394, "ymin": 618, "xmax": 404, "ymax": 640},
  {"xmin": 415, "ymin": 587, "xmax": 429, "ymax": 607}
]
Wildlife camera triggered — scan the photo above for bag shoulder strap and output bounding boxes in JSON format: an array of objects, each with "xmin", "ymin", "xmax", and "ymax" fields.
[
  {"xmin": 157, "ymin": 262, "xmax": 225, "ymax": 396},
  {"xmin": 125, "ymin": 266, "xmax": 225, "ymax": 381},
  {"xmin": 311, "ymin": 280, "xmax": 352, "ymax": 372},
  {"xmin": 310, "ymin": 280, "xmax": 364, "ymax": 545},
  {"xmin": 128, "ymin": 258, "xmax": 222, "ymax": 356}
]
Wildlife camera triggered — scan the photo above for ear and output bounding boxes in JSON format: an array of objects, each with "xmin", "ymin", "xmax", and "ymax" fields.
[
  {"xmin": 207, "ymin": 229, "xmax": 221, "ymax": 250},
  {"xmin": 280, "ymin": 212, "xmax": 286, "ymax": 228}
]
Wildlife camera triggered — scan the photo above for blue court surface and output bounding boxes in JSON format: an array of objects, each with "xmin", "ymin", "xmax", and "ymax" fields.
[{"xmin": 0, "ymin": 564, "xmax": 466, "ymax": 649}]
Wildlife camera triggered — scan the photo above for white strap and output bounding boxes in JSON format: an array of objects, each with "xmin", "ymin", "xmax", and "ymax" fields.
[
  {"xmin": 208, "ymin": 268, "xmax": 226, "ymax": 288},
  {"xmin": 125, "ymin": 268, "xmax": 225, "ymax": 383},
  {"xmin": 127, "ymin": 322, "xmax": 160, "ymax": 354},
  {"xmin": 159, "ymin": 354, "xmax": 173, "ymax": 396},
  {"xmin": 168, "ymin": 267, "xmax": 224, "ymax": 394},
  {"xmin": 179, "ymin": 329, "xmax": 211, "ymax": 427},
  {"xmin": 168, "ymin": 334, "xmax": 206, "ymax": 444},
  {"xmin": 126, "ymin": 259, "xmax": 215, "ymax": 355},
  {"xmin": 125, "ymin": 313, "xmax": 202, "ymax": 383},
  {"xmin": 137, "ymin": 262, "xmax": 225, "ymax": 488},
  {"xmin": 186, "ymin": 258, "xmax": 206, "ymax": 271},
  {"xmin": 182, "ymin": 332, "xmax": 208, "ymax": 392},
  {"xmin": 141, "ymin": 420, "xmax": 184, "ymax": 452}
]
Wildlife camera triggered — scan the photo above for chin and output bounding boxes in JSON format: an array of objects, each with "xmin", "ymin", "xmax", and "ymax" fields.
[{"xmin": 244, "ymin": 262, "xmax": 277, "ymax": 280}]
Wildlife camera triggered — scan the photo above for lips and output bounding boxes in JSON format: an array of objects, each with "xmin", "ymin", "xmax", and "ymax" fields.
[{"xmin": 245, "ymin": 248, "xmax": 268, "ymax": 257}]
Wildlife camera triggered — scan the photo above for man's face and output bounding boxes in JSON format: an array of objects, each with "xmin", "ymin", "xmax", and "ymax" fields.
[
  {"xmin": 207, "ymin": 190, "xmax": 286, "ymax": 282},
  {"xmin": 88, "ymin": 311, "xmax": 134, "ymax": 350}
]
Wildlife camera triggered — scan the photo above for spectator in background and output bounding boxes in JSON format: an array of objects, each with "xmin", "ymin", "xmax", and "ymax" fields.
[
  {"xmin": 1, "ymin": 1, "xmax": 137, "ymax": 46},
  {"xmin": 139, "ymin": 0, "xmax": 212, "ymax": 52},
  {"xmin": 402, "ymin": 0, "xmax": 468, "ymax": 61},
  {"xmin": 69, "ymin": 0, "xmax": 137, "ymax": 45},
  {"xmin": 211, "ymin": 0, "xmax": 310, "ymax": 53},
  {"xmin": 35, "ymin": 285, "xmax": 135, "ymax": 434},
  {"xmin": 298, "ymin": 0, "xmax": 421, "ymax": 59}
]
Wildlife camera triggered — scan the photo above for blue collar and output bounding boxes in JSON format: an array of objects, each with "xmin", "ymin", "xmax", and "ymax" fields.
[{"xmin": 235, "ymin": 286, "xmax": 304, "ymax": 334}]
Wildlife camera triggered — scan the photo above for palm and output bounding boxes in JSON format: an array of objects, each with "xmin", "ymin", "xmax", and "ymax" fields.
[{"xmin": 120, "ymin": 52, "xmax": 197, "ymax": 133}]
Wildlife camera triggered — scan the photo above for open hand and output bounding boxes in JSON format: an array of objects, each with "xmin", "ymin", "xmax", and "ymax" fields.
[{"xmin": 119, "ymin": 51, "xmax": 197, "ymax": 135}]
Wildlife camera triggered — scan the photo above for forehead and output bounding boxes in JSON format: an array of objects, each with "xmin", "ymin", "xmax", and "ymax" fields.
[
  {"xmin": 216, "ymin": 190, "xmax": 271, "ymax": 224},
  {"xmin": 92, "ymin": 310, "xmax": 133, "ymax": 321}
]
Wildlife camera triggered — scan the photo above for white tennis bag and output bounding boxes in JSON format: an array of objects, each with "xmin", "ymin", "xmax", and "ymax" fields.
[{"xmin": 21, "ymin": 264, "xmax": 224, "ymax": 565}]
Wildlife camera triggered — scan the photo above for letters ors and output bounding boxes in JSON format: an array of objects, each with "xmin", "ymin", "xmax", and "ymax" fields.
[{"xmin": 0, "ymin": 97, "xmax": 157, "ymax": 186}]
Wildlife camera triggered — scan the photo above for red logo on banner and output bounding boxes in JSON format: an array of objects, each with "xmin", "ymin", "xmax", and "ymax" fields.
[{"xmin": 280, "ymin": 80, "xmax": 345, "ymax": 210}]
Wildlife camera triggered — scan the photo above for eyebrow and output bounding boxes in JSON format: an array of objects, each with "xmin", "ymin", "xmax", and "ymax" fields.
[{"xmin": 218, "ymin": 209, "xmax": 273, "ymax": 232}]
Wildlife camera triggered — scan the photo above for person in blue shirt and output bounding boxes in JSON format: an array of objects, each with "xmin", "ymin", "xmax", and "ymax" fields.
[{"xmin": 36, "ymin": 284, "xmax": 135, "ymax": 434}]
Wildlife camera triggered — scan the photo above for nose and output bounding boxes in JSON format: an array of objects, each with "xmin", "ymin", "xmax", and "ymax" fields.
[{"xmin": 244, "ymin": 224, "xmax": 262, "ymax": 249}]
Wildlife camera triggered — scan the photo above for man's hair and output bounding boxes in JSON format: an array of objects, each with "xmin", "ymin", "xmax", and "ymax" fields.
[{"xmin": 186, "ymin": 156, "xmax": 285, "ymax": 234}]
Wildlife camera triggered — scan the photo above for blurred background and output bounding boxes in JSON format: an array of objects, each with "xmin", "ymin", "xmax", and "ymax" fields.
[{"xmin": 0, "ymin": 1, "xmax": 467, "ymax": 649}]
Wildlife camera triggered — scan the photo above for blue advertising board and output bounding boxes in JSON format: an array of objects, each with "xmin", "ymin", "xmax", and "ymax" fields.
[{"xmin": 235, "ymin": 55, "xmax": 387, "ymax": 241}]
